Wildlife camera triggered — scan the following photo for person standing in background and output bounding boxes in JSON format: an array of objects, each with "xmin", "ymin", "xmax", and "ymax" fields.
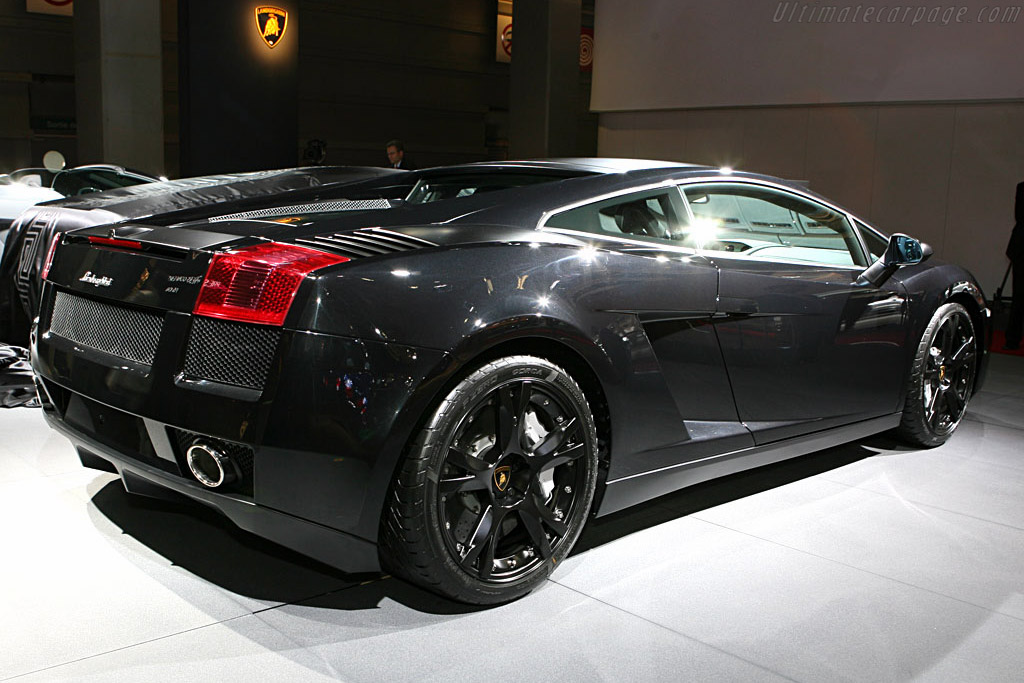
[
  {"xmin": 1004, "ymin": 181, "xmax": 1024, "ymax": 350},
  {"xmin": 385, "ymin": 139, "xmax": 416, "ymax": 170}
]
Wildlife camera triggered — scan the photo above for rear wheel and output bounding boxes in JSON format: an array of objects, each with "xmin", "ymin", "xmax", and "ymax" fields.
[
  {"xmin": 897, "ymin": 302, "xmax": 977, "ymax": 447},
  {"xmin": 380, "ymin": 355, "xmax": 598, "ymax": 604}
]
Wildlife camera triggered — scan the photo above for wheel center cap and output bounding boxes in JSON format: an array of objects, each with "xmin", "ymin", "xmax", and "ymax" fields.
[
  {"xmin": 492, "ymin": 455, "xmax": 529, "ymax": 503},
  {"xmin": 493, "ymin": 465, "xmax": 512, "ymax": 492}
]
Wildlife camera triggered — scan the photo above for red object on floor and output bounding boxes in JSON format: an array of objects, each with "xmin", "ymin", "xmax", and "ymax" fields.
[{"xmin": 990, "ymin": 329, "xmax": 1024, "ymax": 356}]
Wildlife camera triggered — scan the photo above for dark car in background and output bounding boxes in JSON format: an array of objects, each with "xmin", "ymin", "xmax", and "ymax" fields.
[{"xmin": 30, "ymin": 159, "xmax": 988, "ymax": 604}]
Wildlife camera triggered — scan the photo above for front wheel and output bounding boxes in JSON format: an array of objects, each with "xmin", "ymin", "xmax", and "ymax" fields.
[
  {"xmin": 897, "ymin": 302, "xmax": 977, "ymax": 447},
  {"xmin": 380, "ymin": 355, "xmax": 599, "ymax": 604}
]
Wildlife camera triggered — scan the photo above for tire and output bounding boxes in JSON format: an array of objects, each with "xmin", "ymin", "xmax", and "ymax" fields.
[
  {"xmin": 897, "ymin": 302, "xmax": 977, "ymax": 447},
  {"xmin": 380, "ymin": 355, "xmax": 599, "ymax": 605}
]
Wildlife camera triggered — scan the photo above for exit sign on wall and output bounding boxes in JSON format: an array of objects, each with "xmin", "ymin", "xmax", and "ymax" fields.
[{"xmin": 27, "ymin": 0, "xmax": 73, "ymax": 16}]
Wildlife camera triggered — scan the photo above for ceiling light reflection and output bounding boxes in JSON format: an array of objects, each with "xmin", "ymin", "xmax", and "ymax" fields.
[{"xmin": 689, "ymin": 217, "xmax": 719, "ymax": 250}]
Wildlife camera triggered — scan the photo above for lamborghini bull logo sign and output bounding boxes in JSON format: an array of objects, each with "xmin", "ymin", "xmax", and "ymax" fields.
[
  {"xmin": 493, "ymin": 466, "xmax": 512, "ymax": 493},
  {"xmin": 255, "ymin": 6, "xmax": 289, "ymax": 48}
]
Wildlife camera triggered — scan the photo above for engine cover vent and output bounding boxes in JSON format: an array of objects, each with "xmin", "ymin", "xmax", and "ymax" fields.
[
  {"xmin": 208, "ymin": 199, "xmax": 392, "ymax": 222},
  {"xmin": 294, "ymin": 227, "xmax": 437, "ymax": 259}
]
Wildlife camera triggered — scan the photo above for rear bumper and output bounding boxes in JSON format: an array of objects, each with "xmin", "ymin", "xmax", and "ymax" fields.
[
  {"xmin": 30, "ymin": 284, "xmax": 450, "ymax": 569},
  {"xmin": 38, "ymin": 384, "xmax": 382, "ymax": 573}
]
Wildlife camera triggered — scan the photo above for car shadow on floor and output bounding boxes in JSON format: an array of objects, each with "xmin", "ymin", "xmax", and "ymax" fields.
[
  {"xmin": 573, "ymin": 436, "xmax": 888, "ymax": 553},
  {"xmin": 88, "ymin": 433, "xmax": 897, "ymax": 614},
  {"xmin": 89, "ymin": 480, "xmax": 490, "ymax": 615}
]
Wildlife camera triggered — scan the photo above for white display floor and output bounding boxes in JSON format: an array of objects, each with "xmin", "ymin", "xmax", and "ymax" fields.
[{"xmin": 2, "ymin": 355, "xmax": 1023, "ymax": 682}]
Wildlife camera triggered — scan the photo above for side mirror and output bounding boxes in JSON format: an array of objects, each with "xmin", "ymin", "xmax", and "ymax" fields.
[
  {"xmin": 857, "ymin": 233, "xmax": 932, "ymax": 287},
  {"xmin": 886, "ymin": 234, "xmax": 930, "ymax": 266}
]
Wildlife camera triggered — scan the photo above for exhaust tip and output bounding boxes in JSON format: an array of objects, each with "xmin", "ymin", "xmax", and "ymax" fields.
[{"xmin": 186, "ymin": 442, "xmax": 238, "ymax": 488}]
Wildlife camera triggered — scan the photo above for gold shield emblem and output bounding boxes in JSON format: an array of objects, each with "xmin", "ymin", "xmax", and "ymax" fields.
[
  {"xmin": 255, "ymin": 6, "xmax": 289, "ymax": 48},
  {"xmin": 493, "ymin": 466, "xmax": 512, "ymax": 492}
]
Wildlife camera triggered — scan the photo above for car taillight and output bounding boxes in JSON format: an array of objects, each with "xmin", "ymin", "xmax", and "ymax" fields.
[
  {"xmin": 41, "ymin": 234, "xmax": 62, "ymax": 281},
  {"xmin": 87, "ymin": 235, "xmax": 143, "ymax": 250},
  {"xmin": 193, "ymin": 242, "xmax": 348, "ymax": 326}
]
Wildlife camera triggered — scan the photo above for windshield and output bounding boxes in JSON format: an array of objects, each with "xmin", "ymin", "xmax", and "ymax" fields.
[{"xmin": 8, "ymin": 169, "xmax": 56, "ymax": 188}]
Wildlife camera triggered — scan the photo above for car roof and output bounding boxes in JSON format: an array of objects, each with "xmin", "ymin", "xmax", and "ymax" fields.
[{"xmin": 447, "ymin": 158, "xmax": 708, "ymax": 174}]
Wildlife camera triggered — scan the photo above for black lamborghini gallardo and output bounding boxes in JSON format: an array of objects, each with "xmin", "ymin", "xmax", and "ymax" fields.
[{"xmin": 31, "ymin": 159, "xmax": 988, "ymax": 603}]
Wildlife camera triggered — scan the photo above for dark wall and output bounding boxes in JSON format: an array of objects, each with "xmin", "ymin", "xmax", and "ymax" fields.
[
  {"xmin": 0, "ymin": 4, "xmax": 75, "ymax": 171},
  {"xmin": 0, "ymin": 0, "xmax": 597, "ymax": 176},
  {"xmin": 161, "ymin": 0, "xmax": 180, "ymax": 177},
  {"xmin": 178, "ymin": 0, "xmax": 299, "ymax": 176},
  {"xmin": 297, "ymin": 0, "xmax": 512, "ymax": 168}
]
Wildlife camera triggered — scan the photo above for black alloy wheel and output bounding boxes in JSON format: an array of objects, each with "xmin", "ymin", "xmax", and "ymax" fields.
[
  {"xmin": 380, "ymin": 356, "xmax": 598, "ymax": 604},
  {"xmin": 898, "ymin": 302, "xmax": 977, "ymax": 447}
]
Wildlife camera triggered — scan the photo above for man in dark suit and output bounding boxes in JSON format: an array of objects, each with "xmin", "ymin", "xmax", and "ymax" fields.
[
  {"xmin": 385, "ymin": 139, "xmax": 416, "ymax": 170},
  {"xmin": 1004, "ymin": 181, "xmax": 1024, "ymax": 349}
]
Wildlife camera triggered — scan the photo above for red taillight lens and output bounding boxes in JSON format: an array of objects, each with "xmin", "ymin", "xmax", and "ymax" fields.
[
  {"xmin": 193, "ymin": 242, "xmax": 348, "ymax": 326},
  {"xmin": 41, "ymin": 234, "xmax": 62, "ymax": 281}
]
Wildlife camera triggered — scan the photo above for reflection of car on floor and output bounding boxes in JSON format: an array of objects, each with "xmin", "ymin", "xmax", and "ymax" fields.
[
  {"xmin": 31, "ymin": 159, "xmax": 989, "ymax": 604},
  {"xmin": 0, "ymin": 165, "xmax": 399, "ymax": 344},
  {"xmin": 0, "ymin": 164, "xmax": 157, "ymax": 237}
]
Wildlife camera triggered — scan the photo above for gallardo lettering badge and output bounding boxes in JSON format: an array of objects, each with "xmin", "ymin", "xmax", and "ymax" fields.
[
  {"xmin": 79, "ymin": 272, "xmax": 113, "ymax": 288},
  {"xmin": 255, "ymin": 6, "xmax": 288, "ymax": 48}
]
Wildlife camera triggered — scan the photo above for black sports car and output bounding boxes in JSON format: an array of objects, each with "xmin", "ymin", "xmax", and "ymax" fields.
[{"xmin": 31, "ymin": 159, "xmax": 988, "ymax": 604}]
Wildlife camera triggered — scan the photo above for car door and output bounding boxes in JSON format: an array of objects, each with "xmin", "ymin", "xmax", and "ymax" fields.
[
  {"xmin": 542, "ymin": 185, "xmax": 753, "ymax": 475},
  {"xmin": 680, "ymin": 181, "xmax": 910, "ymax": 445}
]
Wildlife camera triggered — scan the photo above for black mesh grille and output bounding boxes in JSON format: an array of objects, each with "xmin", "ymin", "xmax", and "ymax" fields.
[
  {"xmin": 169, "ymin": 427, "xmax": 255, "ymax": 497},
  {"xmin": 48, "ymin": 291, "xmax": 164, "ymax": 365},
  {"xmin": 295, "ymin": 227, "xmax": 437, "ymax": 259},
  {"xmin": 183, "ymin": 316, "xmax": 280, "ymax": 389}
]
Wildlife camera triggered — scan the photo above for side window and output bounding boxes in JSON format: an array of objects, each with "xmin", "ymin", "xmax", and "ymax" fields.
[
  {"xmin": 856, "ymin": 220, "xmax": 889, "ymax": 262},
  {"xmin": 682, "ymin": 184, "xmax": 868, "ymax": 267},
  {"xmin": 544, "ymin": 188, "xmax": 687, "ymax": 244}
]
